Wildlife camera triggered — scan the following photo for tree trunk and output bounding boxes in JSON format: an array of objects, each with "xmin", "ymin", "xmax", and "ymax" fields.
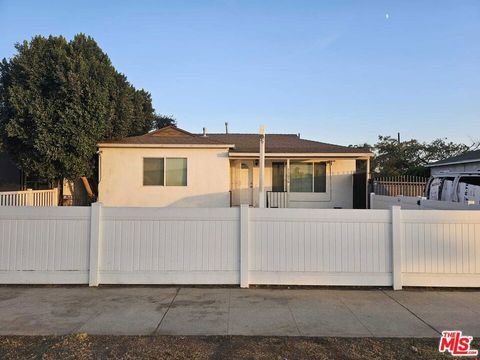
[
  {"xmin": 81, "ymin": 176, "xmax": 96, "ymax": 202},
  {"xmin": 58, "ymin": 178, "xmax": 64, "ymax": 206}
]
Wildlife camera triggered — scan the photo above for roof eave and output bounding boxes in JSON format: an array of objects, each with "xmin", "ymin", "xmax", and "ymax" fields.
[
  {"xmin": 228, "ymin": 152, "xmax": 373, "ymax": 158},
  {"xmin": 98, "ymin": 143, "xmax": 235, "ymax": 149},
  {"xmin": 427, "ymin": 158, "xmax": 480, "ymax": 167}
]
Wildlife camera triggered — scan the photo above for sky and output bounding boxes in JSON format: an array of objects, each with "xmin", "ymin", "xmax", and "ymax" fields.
[{"xmin": 1, "ymin": 1, "xmax": 479, "ymax": 146}]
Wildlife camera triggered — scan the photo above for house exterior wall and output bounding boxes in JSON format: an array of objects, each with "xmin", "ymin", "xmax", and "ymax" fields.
[
  {"xmin": 430, "ymin": 161, "xmax": 480, "ymax": 175},
  {"xmin": 98, "ymin": 147, "xmax": 231, "ymax": 207},
  {"xmin": 62, "ymin": 179, "xmax": 89, "ymax": 206},
  {"xmin": 287, "ymin": 159, "xmax": 356, "ymax": 209}
]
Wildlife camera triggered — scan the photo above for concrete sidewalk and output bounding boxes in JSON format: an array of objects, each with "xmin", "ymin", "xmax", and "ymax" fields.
[{"xmin": 0, "ymin": 287, "xmax": 479, "ymax": 337}]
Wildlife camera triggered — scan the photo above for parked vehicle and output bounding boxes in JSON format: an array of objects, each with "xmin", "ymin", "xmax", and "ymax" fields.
[{"xmin": 425, "ymin": 171, "xmax": 480, "ymax": 204}]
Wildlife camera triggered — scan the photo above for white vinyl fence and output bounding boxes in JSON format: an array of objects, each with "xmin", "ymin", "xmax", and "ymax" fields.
[
  {"xmin": 0, "ymin": 189, "xmax": 58, "ymax": 207},
  {"xmin": 0, "ymin": 204, "xmax": 479, "ymax": 288},
  {"xmin": 371, "ymin": 194, "xmax": 480, "ymax": 210},
  {"xmin": 247, "ymin": 208, "xmax": 392, "ymax": 286},
  {"xmin": 99, "ymin": 207, "xmax": 240, "ymax": 285},
  {"xmin": 400, "ymin": 210, "xmax": 480, "ymax": 287},
  {"xmin": 0, "ymin": 207, "xmax": 90, "ymax": 283}
]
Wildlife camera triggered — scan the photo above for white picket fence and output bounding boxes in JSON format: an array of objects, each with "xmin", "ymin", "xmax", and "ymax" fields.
[
  {"xmin": 371, "ymin": 194, "xmax": 480, "ymax": 210},
  {"xmin": 0, "ymin": 204, "xmax": 479, "ymax": 288},
  {"xmin": 0, "ymin": 189, "xmax": 58, "ymax": 207}
]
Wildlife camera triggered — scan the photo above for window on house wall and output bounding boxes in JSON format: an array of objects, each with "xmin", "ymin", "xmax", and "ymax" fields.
[
  {"xmin": 290, "ymin": 162, "xmax": 313, "ymax": 192},
  {"xmin": 314, "ymin": 162, "xmax": 327, "ymax": 192},
  {"xmin": 272, "ymin": 162, "xmax": 285, "ymax": 192},
  {"xmin": 143, "ymin": 158, "xmax": 164, "ymax": 185},
  {"xmin": 290, "ymin": 161, "xmax": 327, "ymax": 193},
  {"xmin": 166, "ymin": 158, "xmax": 187, "ymax": 186},
  {"xmin": 143, "ymin": 157, "xmax": 187, "ymax": 186}
]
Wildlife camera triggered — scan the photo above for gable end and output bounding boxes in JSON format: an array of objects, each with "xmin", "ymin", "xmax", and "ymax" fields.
[{"xmin": 150, "ymin": 125, "xmax": 194, "ymax": 137}]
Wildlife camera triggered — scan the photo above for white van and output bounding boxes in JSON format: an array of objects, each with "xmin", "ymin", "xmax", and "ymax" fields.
[{"xmin": 425, "ymin": 171, "xmax": 480, "ymax": 204}]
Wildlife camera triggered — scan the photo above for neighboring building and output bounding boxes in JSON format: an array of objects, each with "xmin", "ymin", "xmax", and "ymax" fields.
[
  {"xmin": 427, "ymin": 149, "xmax": 480, "ymax": 175},
  {"xmin": 97, "ymin": 126, "xmax": 372, "ymax": 208},
  {"xmin": 425, "ymin": 149, "xmax": 480, "ymax": 204}
]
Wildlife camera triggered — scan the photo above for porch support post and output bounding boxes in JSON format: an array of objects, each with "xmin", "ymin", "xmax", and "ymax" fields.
[
  {"xmin": 286, "ymin": 159, "xmax": 290, "ymax": 193},
  {"xmin": 258, "ymin": 126, "xmax": 266, "ymax": 208},
  {"xmin": 286, "ymin": 159, "xmax": 290, "ymax": 208},
  {"xmin": 366, "ymin": 156, "xmax": 371, "ymax": 208}
]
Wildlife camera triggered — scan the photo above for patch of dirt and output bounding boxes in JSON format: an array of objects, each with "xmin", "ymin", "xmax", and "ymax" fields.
[{"xmin": 0, "ymin": 335, "xmax": 473, "ymax": 359}]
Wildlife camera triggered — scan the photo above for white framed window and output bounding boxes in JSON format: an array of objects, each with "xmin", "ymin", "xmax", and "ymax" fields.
[
  {"xmin": 143, "ymin": 158, "xmax": 164, "ymax": 186},
  {"xmin": 272, "ymin": 161, "xmax": 286, "ymax": 192},
  {"xmin": 166, "ymin": 158, "xmax": 187, "ymax": 186},
  {"xmin": 143, "ymin": 157, "xmax": 187, "ymax": 186},
  {"xmin": 290, "ymin": 161, "xmax": 326, "ymax": 193}
]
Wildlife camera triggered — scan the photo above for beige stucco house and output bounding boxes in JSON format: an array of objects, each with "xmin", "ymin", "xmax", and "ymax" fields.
[{"xmin": 98, "ymin": 126, "xmax": 372, "ymax": 208}]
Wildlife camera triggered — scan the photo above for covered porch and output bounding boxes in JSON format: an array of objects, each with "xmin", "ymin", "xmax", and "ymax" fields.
[{"xmin": 230, "ymin": 156, "xmax": 370, "ymax": 209}]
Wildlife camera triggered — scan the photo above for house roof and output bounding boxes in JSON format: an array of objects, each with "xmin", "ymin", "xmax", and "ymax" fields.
[
  {"xmin": 98, "ymin": 126, "xmax": 371, "ymax": 156},
  {"xmin": 427, "ymin": 149, "xmax": 480, "ymax": 167},
  {"xmin": 198, "ymin": 133, "xmax": 369, "ymax": 154},
  {"xmin": 98, "ymin": 126, "xmax": 234, "ymax": 147}
]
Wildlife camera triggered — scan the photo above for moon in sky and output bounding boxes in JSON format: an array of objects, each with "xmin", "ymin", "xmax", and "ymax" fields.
[{"xmin": 385, "ymin": 13, "xmax": 390, "ymax": 19}]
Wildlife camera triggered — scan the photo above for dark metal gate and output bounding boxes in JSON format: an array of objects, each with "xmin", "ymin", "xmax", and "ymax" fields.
[{"xmin": 353, "ymin": 172, "xmax": 367, "ymax": 209}]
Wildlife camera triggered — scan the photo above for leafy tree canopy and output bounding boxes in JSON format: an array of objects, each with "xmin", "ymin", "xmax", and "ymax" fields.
[
  {"xmin": 153, "ymin": 114, "xmax": 176, "ymax": 130},
  {"xmin": 351, "ymin": 136, "xmax": 478, "ymax": 177},
  {"xmin": 0, "ymin": 34, "xmax": 168, "ymax": 181}
]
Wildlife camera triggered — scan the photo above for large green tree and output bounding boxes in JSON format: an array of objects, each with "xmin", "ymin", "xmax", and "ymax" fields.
[
  {"xmin": 153, "ymin": 114, "xmax": 176, "ymax": 130},
  {"xmin": 0, "ymin": 34, "xmax": 158, "ymax": 182},
  {"xmin": 351, "ymin": 136, "xmax": 477, "ymax": 177}
]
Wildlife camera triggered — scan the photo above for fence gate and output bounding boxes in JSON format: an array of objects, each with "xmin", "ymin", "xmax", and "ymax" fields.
[{"xmin": 353, "ymin": 172, "xmax": 367, "ymax": 209}]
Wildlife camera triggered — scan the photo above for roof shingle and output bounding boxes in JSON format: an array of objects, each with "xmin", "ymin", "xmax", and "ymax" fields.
[
  {"xmin": 99, "ymin": 126, "xmax": 370, "ymax": 154},
  {"xmin": 428, "ymin": 149, "xmax": 480, "ymax": 167},
  {"xmin": 199, "ymin": 133, "xmax": 368, "ymax": 154},
  {"xmin": 99, "ymin": 126, "xmax": 231, "ymax": 146}
]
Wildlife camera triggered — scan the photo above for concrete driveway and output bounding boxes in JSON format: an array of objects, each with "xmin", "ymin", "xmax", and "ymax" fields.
[{"xmin": 0, "ymin": 286, "xmax": 479, "ymax": 337}]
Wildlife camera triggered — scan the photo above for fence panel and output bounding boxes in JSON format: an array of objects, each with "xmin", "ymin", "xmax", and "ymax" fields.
[
  {"xmin": 0, "ymin": 189, "xmax": 58, "ymax": 207},
  {"xmin": 248, "ymin": 208, "xmax": 392, "ymax": 286},
  {"xmin": 99, "ymin": 207, "xmax": 240, "ymax": 284},
  {"xmin": 0, "ymin": 205, "xmax": 479, "ymax": 288},
  {"xmin": 266, "ymin": 192, "xmax": 288, "ymax": 208},
  {"xmin": 371, "ymin": 194, "xmax": 480, "ymax": 210},
  {"xmin": 0, "ymin": 192, "xmax": 27, "ymax": 206},
  {"xmin": 372, "ymin": 176, "xmax": 428, "ymax": 197},
  {"xmin": 0, "ymin": 206, "xmax": 90, "ymax": 283},
  {"xmin": 401, "ymin": 210, "xmax": 480, "ymax": 287}
]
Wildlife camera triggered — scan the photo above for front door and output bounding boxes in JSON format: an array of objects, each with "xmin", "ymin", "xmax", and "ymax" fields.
[{"xmin": 239, "ymin": 161, "xmax": 253, "ymax": 206}]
